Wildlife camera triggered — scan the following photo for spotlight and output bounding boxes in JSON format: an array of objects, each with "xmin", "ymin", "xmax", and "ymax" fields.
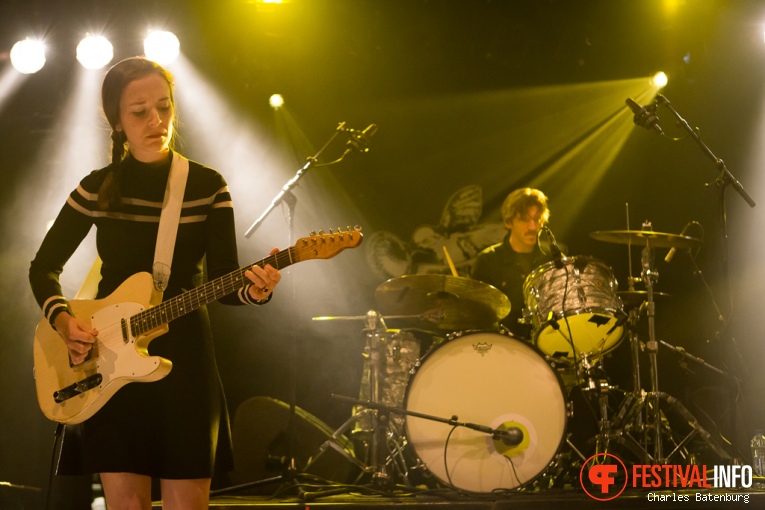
[
  {"xmin": 144, "ymin": 31, "xmax": 180, "ymax": 65},
  {"xmin": 76, "ymin": 35, "xmax": 114, "ymax": 70},
  {"xmin": 10, "ymin": 39, "xmax": 46, "ymax": 74},
  {"xmin": 269, "ymin": 94, "xmax": 284, "ymax": 109},
  {"xmin": 651, "ymin": 71, "xmax": 668, "ymax": 88}
]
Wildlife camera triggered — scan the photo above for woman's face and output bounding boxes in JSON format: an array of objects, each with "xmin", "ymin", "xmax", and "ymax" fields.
[{"xmin": 116, "ymin": 73, "xmax": 174, "ymax": 163}]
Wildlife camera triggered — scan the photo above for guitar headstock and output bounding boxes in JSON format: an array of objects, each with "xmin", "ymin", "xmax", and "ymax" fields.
[{"xmin": 292, "ymin": 226, "xmax": 364, "ymax": 261}]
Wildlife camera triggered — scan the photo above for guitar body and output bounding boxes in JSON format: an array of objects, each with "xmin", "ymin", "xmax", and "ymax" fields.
[{"xmin": 33, "ymin": 272, "xmax": 171, "ymax": 424}]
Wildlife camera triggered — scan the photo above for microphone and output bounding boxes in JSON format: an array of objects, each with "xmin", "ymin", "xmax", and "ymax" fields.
[
  {"xmin": 625, "ymin": 98, "xmax": 663, "ymax": 134},
  {"xmin": 664, "ymin": 221, "xmax": 694, "ymax": 263},
  {"xmin": 465, "ymin": 422, "xmax": 524, "ymax": 446},
  {"xmin": 493, "ymin": 427, "xmax": 524, "ymax": 446},
  {"xmin": 346, "ymin": 124, "xmax": 378, "ymax": 152},
  {"xmin": 539, "ymin": 226, "xmax": 564, "ymax": 258}
]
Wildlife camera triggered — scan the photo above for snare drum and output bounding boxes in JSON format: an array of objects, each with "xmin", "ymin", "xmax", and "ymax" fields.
[
  {"xmin": 404, "ymin": 331, "xmax": 567, "ymax": 492},
  {"xmin": 523, "ymin": 256, "xmax": 625, "ymax": 360}
]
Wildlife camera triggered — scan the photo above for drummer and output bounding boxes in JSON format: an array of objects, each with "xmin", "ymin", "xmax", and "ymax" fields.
[{"xmin": 471, "ymin": 188, "xmax": 552, "ymax": 339}]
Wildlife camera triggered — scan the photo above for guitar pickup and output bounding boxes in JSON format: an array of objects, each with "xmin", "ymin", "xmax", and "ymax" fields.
[{"xmin": 53, "ymin": 374, "xmax": 103, "ymax": 403}]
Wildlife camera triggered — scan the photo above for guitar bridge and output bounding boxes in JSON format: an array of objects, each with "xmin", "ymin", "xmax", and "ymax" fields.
[{"xmin": 53, "ymin": 374, "xmax": 103, "ymax": 403}]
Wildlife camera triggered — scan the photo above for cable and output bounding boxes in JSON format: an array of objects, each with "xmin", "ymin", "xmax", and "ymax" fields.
[
  {"xmin": 44, "ymin": 424, "xmax": 64, "ymax": 510},
  {"xmin": 442, "ymin": 425, "xmax": 460, "ymax": 490}
]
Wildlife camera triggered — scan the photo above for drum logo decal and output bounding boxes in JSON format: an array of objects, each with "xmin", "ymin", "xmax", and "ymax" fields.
[{"xmin": 472, "ymin": 342, "xmax": 492, "ymax": 356}]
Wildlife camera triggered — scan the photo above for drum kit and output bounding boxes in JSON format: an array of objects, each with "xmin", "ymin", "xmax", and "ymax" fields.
[{"xmin": 309, "ymin": 225, "xmax": 731, "ymax": 493}]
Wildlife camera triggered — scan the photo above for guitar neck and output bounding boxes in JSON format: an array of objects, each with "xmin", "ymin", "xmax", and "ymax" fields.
[{"xmin": 129, "ymin": 248, "xmax": 295, "ymax": 337}]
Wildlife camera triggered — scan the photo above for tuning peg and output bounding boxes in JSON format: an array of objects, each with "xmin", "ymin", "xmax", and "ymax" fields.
[
  {"xmin": 310, "ymin": 230, "xmax": 317, "ymax": 236},
  {"xmin": 318, "ymin": 229, "xmax": 325, "ymax": 235},
  {"xmin": 329, "ymin": 228, "xmax": 334, "ymax": 234},
  {"xmin": 354, "ymin": 225, "xmax": 362, "ymax": 232}
]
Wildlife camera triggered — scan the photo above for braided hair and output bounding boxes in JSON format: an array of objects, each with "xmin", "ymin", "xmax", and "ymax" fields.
[{"xmin": 98, "ymin": 57, "xmax": 175, "ymax": 211}]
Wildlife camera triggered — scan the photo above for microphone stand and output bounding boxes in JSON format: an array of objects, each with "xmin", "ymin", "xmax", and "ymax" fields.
[
  {"xmin": 217, "ymin": 122, "xmax": 368, "ymax": 497},
  {"xmin": 659, "ymin": 340, "xmax": 740, "ymax": 383},
  {"xmin": 653, "ymin": 94, "xmax": 754, "ymax": 461},
  {"xmin": 330, "ymin": 395, "xmax": 524, "ymax": 446},
  {"xmin": 244, "ymin": 121, "xmax": 358, "ymax": 239}
]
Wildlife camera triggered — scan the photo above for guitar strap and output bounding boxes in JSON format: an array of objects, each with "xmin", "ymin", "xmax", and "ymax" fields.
[
  {"xmin": 152, "ymin": 152, "xmax": 189, "ymax": 291},
  {"xmin": 74, "ymin": 152, "xmax": 189, "ymax": 298}
]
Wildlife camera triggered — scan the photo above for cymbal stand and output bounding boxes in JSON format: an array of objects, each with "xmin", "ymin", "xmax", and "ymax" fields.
[
  {"xmin": 608, "ymin": 303, "xmax": 646, "ymax": 434},
  {"xmin": 611, "ymin": 234, "xmax": 730, "ymax": 464},
  {"xmin": 640, "ymin": 237, "xmax": 665, "ymax": 461},
  {"xmin": 591, "ymin": 231, "xmax": 668, "ymax": 462},
  {"xmin": 304, "ymin": 310, "xmax": 393, "ymax": 488}
]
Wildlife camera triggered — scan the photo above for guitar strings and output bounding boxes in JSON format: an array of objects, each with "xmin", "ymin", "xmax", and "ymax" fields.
[{"xmin": 81, "ymin": 233, "xmax": 354, "ymax": 358}]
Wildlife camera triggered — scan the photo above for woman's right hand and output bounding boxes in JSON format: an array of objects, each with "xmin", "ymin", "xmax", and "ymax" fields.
[{"xmin": 53, "ymin": 312, "xmax": 99, "ymax": 365}]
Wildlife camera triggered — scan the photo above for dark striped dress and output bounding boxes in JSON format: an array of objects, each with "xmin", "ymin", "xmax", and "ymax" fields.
[{"xmin": 29, "ymin": 152, "xmax": 261, "ymax": 478}]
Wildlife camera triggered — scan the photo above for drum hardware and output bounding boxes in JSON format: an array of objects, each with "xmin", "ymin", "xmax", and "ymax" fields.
[
  {"xmin": 305, "ymin": 311, "xmax": 403, "ymax": 487},
  {"xmin": 589, "ymin": 222, "xmax": 727, "ymax": 464},
  {"xmin": 374, "ymin": 274, "xmax": 511, "ymax": 331}
]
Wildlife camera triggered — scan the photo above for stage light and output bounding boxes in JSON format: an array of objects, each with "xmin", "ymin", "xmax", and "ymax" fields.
[
  {"xmin": 144, "ymin": 31, "xmax": 180, "ymax": 65},
  {"xmin": 652, "ymin": 71, "xmax": 668, "ymax": 88},
  {"xmin": 10, "ymin": 39, "xmax": 46, "ymax": 74},
  {"xmin": 76, "ymin": 35, "xmax": 113, "ymax": 70},
  {"xmin": 269, "ymin": 94, "xmax": 284, "ymax": 109}
]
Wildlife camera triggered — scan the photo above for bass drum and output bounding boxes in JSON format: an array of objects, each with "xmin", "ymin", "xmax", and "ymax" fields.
[{"xmin": 404, "ymin": 331, "xmax": 567, "ymax": 493}]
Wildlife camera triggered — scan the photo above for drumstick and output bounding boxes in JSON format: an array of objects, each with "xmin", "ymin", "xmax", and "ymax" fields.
[{"xmin": 442, "ymin": 246, "xmax": 459, "ymax": 277}]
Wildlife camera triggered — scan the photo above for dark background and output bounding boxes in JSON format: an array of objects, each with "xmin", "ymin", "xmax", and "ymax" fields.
[{"xmin": 2, "ymin": 0, "xmax": 764, "ymax": 505}]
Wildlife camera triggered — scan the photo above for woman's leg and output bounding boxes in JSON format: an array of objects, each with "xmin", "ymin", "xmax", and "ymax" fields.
[
  {"xmin": 159, "ymin": 478, "xmax": 211, "ymax": 510},
  {"xmin": 100, "ymin": 472, "xmax": 152, "ymax": 510}
]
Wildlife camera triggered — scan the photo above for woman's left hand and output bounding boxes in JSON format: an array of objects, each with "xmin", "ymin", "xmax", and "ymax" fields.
[{"xmin": 245, "ymin": 247, "xmax": 282, "ymax": 301}]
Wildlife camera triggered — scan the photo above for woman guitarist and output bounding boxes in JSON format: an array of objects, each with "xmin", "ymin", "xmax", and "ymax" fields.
[{"xmin": 29, "ymin": 56, "xmax": 281, "ymax": 510}]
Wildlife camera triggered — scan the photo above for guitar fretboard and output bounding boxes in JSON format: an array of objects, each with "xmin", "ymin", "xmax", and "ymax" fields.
[{"xmin": 129, "ymin": 248, "xmax": 295, "ymax": 337}]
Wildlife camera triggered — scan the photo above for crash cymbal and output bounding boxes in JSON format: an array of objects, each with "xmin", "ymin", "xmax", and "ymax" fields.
[
  {"xmin": 590, "ymin": 230, "xmax": 701, "ymax": 249},
  {"xmin": 375, "ymin": 274, "xmax": 510, "ymax": 330},
  {"xmin": 617, "ymin": 290, "xmax": 671, "ymax": 307}
]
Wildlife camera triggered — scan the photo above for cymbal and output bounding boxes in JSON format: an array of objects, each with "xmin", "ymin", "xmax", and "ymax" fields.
[
  {"xmin": 617, "ymin": 290, "xmax": 671, "ymax": 307},
  {"xmin": 375, "ymin": 274, "xmax": 510, "ymax": 330},
  {"xmin": 590, "ymin": 230, "xmax": 701, "ymax": 249}
]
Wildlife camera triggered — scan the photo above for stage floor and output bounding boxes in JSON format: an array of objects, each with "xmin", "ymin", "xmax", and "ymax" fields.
[{"xmin": 187, "ymin": 486, "xmax": 764, "ymax": 509}]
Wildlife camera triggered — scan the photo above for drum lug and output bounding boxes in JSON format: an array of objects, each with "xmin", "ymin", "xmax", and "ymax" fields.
[
  {"xmin": 446, "ymin": 330, "xmax": 464, "ymax": 341},
  {"xmin": 566, "ymin": 401, "xmax": 574, "ymax": 418}
]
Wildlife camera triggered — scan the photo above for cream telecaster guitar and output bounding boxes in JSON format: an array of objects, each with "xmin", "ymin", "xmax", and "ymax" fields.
[{"xmin": 34, "ymin": 228, "xmax": 363, "ymax": 424}]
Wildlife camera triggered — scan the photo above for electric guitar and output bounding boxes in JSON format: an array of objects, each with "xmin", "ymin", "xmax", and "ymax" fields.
[{"xmin": 33, "ymin": 228, "xmax": 363, "ymax": 424}]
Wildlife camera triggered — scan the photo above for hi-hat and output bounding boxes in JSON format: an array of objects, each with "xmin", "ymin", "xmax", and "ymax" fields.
[
  {"xmin": 375, "ymin": 274, "xmax": 510, "ymax": 330},
  {"xmin": 590, "ymin": 230, "xmax": 701, "ymax": 249},
  {"xmin": 617, "ymin": 290, "xmax": 671, "ymax": 307}
]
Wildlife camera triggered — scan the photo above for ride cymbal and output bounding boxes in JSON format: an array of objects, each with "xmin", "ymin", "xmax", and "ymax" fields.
[{"xmin": 590, "ymin": 230, "xmax": 701, "ymax": 249}]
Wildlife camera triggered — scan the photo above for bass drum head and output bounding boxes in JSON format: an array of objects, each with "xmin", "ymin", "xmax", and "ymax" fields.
[{"xmin": 404, "ymin": 332, "xmax": 567, "ymax": 493}]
